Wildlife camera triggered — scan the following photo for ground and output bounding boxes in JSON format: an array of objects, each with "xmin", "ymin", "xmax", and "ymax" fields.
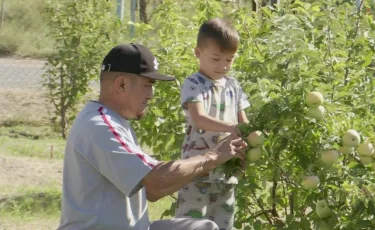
[
  {"xmin": 0, "ymin": 155, "xmax": 62, "ymax": 230},
  {"xmin": 0, "ymin": 155, "xmax": 63, "ymax": 197}
]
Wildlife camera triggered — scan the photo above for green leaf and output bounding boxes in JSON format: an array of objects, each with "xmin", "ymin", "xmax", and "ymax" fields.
[
  {"xmin": 362, "ymin": 51, "xmax": 373, "ymax": 68},
  {"xmin": 164, "ymin": 134, "xmax": 175, "ymax": 150},
  {"xmin": 152, "ymin": 108, "xmax": 164, "ymax": 117}
]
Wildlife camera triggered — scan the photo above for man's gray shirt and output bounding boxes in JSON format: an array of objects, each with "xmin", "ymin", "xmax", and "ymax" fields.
[{"xmin": 57, "ymin": 101, "xmax": 159, "ymax": 230}]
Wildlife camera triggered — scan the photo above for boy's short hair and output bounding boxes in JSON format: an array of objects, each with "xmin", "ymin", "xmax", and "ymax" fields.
[{"xmin": 197, "ymin": 18, "xmax": 239, "ymax": 53}]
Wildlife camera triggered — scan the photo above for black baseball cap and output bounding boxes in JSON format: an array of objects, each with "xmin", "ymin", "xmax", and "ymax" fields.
[{"xmin": 101, "ymin": 43, "xmax": 175, "ymax": 81}]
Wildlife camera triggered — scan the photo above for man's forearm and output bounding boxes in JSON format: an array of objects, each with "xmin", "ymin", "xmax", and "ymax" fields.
[{"xmin": 143, "ymin": 152, "xmax": 221, "ymax": 201}]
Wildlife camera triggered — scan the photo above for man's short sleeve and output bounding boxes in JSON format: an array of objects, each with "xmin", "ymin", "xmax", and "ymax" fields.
[
  {"xmin": 83, "ymin": 114, "xmax": 159, "ymax": 197},
  {"xmin": 181, "ymin": 76, "xmax": 204, "ymax": 110}
]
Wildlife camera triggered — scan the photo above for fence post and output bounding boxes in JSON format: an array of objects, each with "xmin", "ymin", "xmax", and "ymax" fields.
[
  {"xmin": 116, "ymin": 0, "xmax": 124, "ymax": 21},
  {"xmin": 1, "ymin": 0, "xmax": 5, "ymax": 29},
  {"xmin": 130, "ymin": 0, "xmax": 136, "ymax": 38}
]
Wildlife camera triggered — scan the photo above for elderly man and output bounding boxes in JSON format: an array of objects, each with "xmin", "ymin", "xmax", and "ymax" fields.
[{"xmin": 57, "ymin": 43, "xmax": 247, "ymax": 230}]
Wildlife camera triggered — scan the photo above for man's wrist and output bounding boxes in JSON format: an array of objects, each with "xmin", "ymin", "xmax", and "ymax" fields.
[
  {"xmin": 201, "ymin": 151, "xmax": 219, "ymax": 172},
  {"xmin": 227, "ymin": 124, "xmax": 236, "ymax": 133}
]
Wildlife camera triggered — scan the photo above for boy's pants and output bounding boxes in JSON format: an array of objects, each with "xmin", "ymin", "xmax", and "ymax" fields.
[{"xmin": 175, "ymin": 181, "xmax": 235, "ymax": 230}]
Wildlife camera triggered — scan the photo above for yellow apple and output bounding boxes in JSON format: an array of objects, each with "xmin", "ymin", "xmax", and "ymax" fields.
[
  {"xmin": 316, "ymin": 200, "xmax": 332, "ymax": 218},
  {"xmin": 321, "ymin": 150, "xmax": 340, "ymax": 164},
  {"xmin": 247, "ymin": 131, "xmax": 265, "ymax": 147},
  {"xmin": 246, "ymin": 147, "xmax": 262, "ymax": 162},
  {"xmin": 307, "ymin": 106, "xmax": 325, "ymax": 120},
  {"xmin": 359, "ymin": 155, "xmax": 373, "ymax": 165},
  {"xmin": 342, "ymin": 129, "xmax": 361, "ymax": 147},
  {"xmin": 338, "ymin": 146, "xmax": 353, "ymax": 154},
  {"xmin": 356, "ymin": 142, "xmax": 374, "ymax": 156},
  {"xmin": 302, "ymin": 176, "xmax": 320, "ymax": 189},
  {"xmin": 306, "ymin": 91, "xmax": 324, "ymax": 108}
]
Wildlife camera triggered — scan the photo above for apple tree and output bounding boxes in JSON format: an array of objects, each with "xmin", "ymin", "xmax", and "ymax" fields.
[{"xmin": 131, "ymin": 0, "xmax": 375, "ymax": 228}]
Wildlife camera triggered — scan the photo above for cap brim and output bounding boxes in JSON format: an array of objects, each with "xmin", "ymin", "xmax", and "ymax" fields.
[{"xmin": 140, "ymin": 72, "xmax": 175, "ymax": 81}]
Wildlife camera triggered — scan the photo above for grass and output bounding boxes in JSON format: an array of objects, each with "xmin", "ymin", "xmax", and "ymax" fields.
[
  {"xmin": 0, "ymin": 185, "xmax": 174, "ymax": 222},
  {"xmin": 0, "ymin": 0, "xmax": 165, "ymax": 59},
  {"xmin": 0, "ymin": 125, "xmax": 65, "ymax": 159},
  {"xmin": 148, "ymin": 195, "xmax": 175, "ymax": 221},
  {"xmin": 0, "ymin": 0, "xmax": 55, "ymax": 58},
  {"xmin": 0, "ymin": 0, "xmax": 140, "ymax": 59},
  {"xmin": 0, "ymin": 187, "xmax": 62, "ymax": 217}
]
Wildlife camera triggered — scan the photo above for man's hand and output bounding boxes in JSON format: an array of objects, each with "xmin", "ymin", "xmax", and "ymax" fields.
[
  {"xmin": 142, "ymin": 134, "xmax": 247, "ymax": 202},
  {"xmin": 211, "ymin": 134, "xmax": 248, "ymax": 165},
  {"xmin": 228, "ymin": 125, "xmax": 241, "ymax": 138}
]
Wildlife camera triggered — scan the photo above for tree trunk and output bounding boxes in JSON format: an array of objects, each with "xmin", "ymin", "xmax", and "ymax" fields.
[
  {"xmin": 139, "ymin": 0, "xmax": 148, "ymax": 23},
  {"xmin": 252, "ymin": 0, "xmax": 256, "ymax": 11}
]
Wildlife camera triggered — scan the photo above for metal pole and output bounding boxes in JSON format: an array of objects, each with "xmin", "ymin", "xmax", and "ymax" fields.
[
  {"xmin": 116, "ymin": 0, "xmax": 124, "ymax": 21},
  {"xmin": 130, "ymin": 0, "xmax": 136, "ymax": 38},
  {"xmin": 1, "ymin": 0, "xmax": 5, "ymax": 30},
  {"xmin": 355, "ymin": 0, "xmax": 361, "ymax": 9}
]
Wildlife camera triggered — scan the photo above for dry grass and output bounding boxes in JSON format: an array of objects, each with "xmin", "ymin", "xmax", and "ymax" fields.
[
  {"xmin": 0, "ymin": 155, "xmax": 63, "ymax": 197},
  {"xmin": 0, "ymin": 89, "xmax": 52, "ymax": 126}
]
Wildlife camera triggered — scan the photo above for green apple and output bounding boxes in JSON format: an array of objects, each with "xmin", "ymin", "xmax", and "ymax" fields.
[
  {"xmin": 307, "ymin": 106, "xmax": 325, "ymax": 120},
  {"xmin": 356, "ymin": 142, "xmax": 374, "ymax": 156},
  {"xmin": 302, "ymin": 176, "xmax": 320, "ymax": 189},
  {"xmin": 338, "ymin": 146, "xmax": 353, "ymax": 154},
  {"xmin": 342, "ymin": 129, "xmax": 361, "ymax": 147},
  {"xmin": 247, "ymin": 131, "xmax": 265, "ymax": 147},
  {"xmin": 316, "ymin": 200, "xmax": 332, "ymax": 218},
  {"xmin": 359, "ymin": 155, "xmax": 373, "ymax": 165},
  {"xmin": 246, "ymin": 147, "xmax": 262, "ymax": 162},
  {"xmin": 306, "ymin": 91, "xmax": 324, "ymax": 108},
  {"xmin": 321, "ymin": 150, "xmax": 340, "ymax": 164}
]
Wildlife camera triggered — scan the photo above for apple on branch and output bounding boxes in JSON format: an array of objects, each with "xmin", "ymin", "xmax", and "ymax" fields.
[
  {"xmin": 246, "ymin": 147, "xmax": 262, "ymax": 162},
  {"xmin": 302, "ymin": 175, "xmax": 320, "ymax": 189},
  {"xmin": 342, "ymin": 129, "xmax": 361, "ymax": 147},
  {"xmin": 307, "ymin": 106, "xmax": 325, "ymax": 120},
  {"xmin": 316, "ymin": 200, "xmax": 332, "ymax": 218},
  {"xmin": 356, "ymin": 142, "xmax": 374, "ymax": 157},
  {"xmin": 306, "ymin": 91, "xmax": 324, "ymax": 108},
  {"xmin": 321, "ymin": 150, "xmax": 340, "ymax": 164}
]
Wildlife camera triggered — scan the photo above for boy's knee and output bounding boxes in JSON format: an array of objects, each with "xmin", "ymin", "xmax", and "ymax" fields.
[{"xmin": 194, "ymin": 219, "xmax": 219, "ymax": 230}]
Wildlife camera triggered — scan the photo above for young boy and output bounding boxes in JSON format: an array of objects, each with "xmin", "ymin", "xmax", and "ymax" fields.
[{"xmin": 175, "ymin": 18, "xmax": 250, "ymax": 230}]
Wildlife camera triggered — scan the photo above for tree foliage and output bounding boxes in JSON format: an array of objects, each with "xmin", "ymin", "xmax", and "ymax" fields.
[
  {"xmin": 133, "ymin": 0, "xmax": 375, "ymax": 228},
  {"xmin": 43, "ymin": 0, "xmax": 126, "ymax": 138}
]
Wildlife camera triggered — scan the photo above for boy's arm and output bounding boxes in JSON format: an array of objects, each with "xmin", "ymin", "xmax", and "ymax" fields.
[
  {"xmin": 238, "ymin": 110, "xmax": 249, "ymax": 124},
  {"xmin": 187, "ymin": 102, "xmax": 237, "ymax": 134}
]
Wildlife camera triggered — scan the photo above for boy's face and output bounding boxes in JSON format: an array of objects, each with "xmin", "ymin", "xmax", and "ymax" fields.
[{"xmin": 195, "ymin": 40, "xmax": 236, "ymax": 80}]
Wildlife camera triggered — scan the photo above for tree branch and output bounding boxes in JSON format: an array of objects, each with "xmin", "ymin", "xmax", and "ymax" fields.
[
  {"xmin": 250, "ymin": 191, "xmax": 273, "ymax": 225},
  {"xmin": 344, "ymin": 0, "xmax": 364, "ymax": 86}
]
